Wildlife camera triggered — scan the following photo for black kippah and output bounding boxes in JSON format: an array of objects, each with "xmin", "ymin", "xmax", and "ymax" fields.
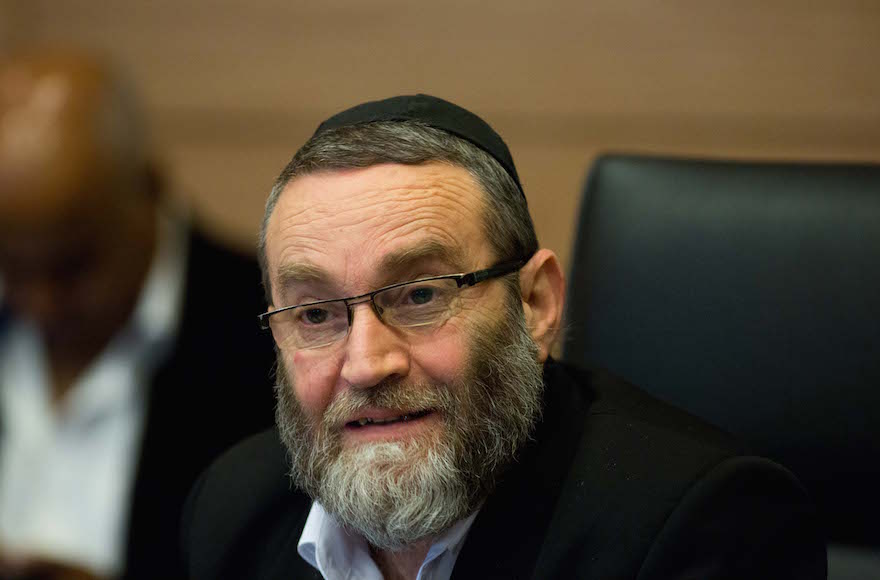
[{"xmin": 313, "ymin": 94, "xmax": 525, "ymax": 198}]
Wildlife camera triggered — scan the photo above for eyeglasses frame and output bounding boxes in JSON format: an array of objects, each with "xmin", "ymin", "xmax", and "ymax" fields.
[{"xmin": 257, "ymin": 259, "xmax": 526, "ymax": 338}]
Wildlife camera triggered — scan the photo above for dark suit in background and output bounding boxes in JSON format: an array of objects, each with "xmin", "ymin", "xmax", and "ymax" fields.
[
  {"xmin": 121, "ymin": 230, "xmax": 276, "ymax": 579},
  {"xmin": 0, "ymin": 230, "xmax": 276, "ymax": 579},
  {"xmin": 182, "ymin": 359, "xmax": 826, "ymax": 580}
]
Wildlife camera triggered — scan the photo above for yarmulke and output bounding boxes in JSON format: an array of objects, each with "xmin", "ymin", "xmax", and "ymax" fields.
[{"xmin": 314, "ymin": 94, "xmax": 524, "ymax": 198}]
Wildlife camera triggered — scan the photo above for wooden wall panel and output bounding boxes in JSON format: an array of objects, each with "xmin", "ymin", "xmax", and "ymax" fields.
[{"xmin": 3, "ymin": 0, "xmax": 879, "ymax": 272}]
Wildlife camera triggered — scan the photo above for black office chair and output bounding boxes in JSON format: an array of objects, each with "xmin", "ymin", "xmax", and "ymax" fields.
[{"xmin": 563, "ymin": 154, "xmax": 880, "ymax": 579}]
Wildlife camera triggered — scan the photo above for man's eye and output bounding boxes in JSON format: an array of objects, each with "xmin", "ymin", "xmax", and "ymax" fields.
[
  {"xmin": 301, "ymin": 308, "xmax": 329, "ymax": 324},
  {"xmin": 407, "ymin": 287, "xmax": 435, "ymax": 305}
]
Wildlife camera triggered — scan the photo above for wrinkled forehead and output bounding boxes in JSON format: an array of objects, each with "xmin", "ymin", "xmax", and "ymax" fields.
[{"xmin": 265, "ymin": 163, "xmax": 493, "ymax": 292}]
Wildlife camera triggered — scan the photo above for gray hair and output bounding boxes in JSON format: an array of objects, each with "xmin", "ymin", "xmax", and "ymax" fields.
[{"xmin": 257, "ymin": 121, "xmax": 538, "ymax": 300}]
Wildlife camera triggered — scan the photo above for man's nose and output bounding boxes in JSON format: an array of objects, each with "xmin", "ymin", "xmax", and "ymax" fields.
[{"xmin": 339, "ymin": 301, "xmax": 411, "ymax": 390}]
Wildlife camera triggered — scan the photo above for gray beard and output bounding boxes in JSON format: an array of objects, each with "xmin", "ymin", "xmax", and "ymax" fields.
[{"xmin": 274, "ymin": 296, "xmax": 544, "ymax": 550}]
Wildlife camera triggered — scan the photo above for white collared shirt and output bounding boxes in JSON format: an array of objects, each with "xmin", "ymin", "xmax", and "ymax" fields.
[
  {"xmin": 297, "ymin": 502, "xmax": 479, "ymax": 580},
  {"xmin": 0, "ymin": 215, "xmax": 187, "ymax": 576}
]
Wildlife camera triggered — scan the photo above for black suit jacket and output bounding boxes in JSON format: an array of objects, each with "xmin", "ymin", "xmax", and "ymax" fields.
[
  {"xmin": 0, "ymin": 229, "xmax": 279, "ymax": 579},
  {"xmin": 181, "ymin": 360, "xmax": 826, "ymax": 579},
  {"xmin": 116, "ymin": 230, "xmax": 278, "ymax": 579},
  {"xmin": 0, "ymin": 230, "xmax": 276, "ymax": 579}
]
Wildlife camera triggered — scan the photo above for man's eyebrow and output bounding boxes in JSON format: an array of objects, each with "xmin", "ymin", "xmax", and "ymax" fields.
[
  {"xmin": 274, "ymin": 242, "xmax": 467, "ymax": 296},
  {"xmin": 275, "ymin": 262, "xmax": 330, "ymax": 288},
  {"xmin": 378, "ymin": 241, "xmax": 467, "ymax": 277}
]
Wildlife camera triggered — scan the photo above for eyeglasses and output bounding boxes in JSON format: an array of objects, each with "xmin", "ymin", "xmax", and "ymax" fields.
[{"xmin": 259, "ymin": 260, "xmax": 524, "ymax": 350}]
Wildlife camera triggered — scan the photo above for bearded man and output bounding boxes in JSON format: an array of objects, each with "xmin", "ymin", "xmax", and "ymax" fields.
[{"xmin": 181, "ymin": 95, "xmax": 826, "ymax": 580}]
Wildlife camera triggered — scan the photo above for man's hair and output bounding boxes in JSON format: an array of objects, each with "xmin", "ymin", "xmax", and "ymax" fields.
[{"xmin": 258, "ymin": 121, "xmax": 538, "ymax": 300}]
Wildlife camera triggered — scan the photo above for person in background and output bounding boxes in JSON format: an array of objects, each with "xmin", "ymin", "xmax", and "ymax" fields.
[
  {"xmin": 0, "ymin": 50, "xmax": 274, "ymax": 579},
  {"xmin": 182, "ymin": 94, "xmax": 827, "ymax": 579}
]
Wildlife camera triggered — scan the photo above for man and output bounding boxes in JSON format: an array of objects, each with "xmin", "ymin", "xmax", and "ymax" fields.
[
  {"xmin": 181, "ymin": 95, "xmax": 826, "ymax": 579},
  {"xmin": 0, "ymin": 52, "xmax": 274, "ymax": 578}
]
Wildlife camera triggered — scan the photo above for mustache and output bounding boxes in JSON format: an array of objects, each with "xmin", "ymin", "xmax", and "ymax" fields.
[{"xmin": 322, "ymin": 379, "xmax": 454, "ymax": 429}]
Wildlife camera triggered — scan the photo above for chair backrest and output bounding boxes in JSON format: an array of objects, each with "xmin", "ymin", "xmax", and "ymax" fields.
[{"xmin": 563, "ymin": 155, "xmax": 880, "ymax": 559}]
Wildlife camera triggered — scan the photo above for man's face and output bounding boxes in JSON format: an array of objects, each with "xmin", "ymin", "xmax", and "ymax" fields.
[
  {"xmin": 265, "ymin": 163, "xmax": 544, "ymax": 547},
  {"xmin": 265, "ymin": 162, "xmax": 509, "ymax": 444},
  {"xmin": 0, "ymin": 185, "xmax": 155, "ymax": 353}
]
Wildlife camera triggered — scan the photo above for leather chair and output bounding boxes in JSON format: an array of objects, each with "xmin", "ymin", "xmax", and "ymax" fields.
[{"xmin": 563, "ymin": 154, "xmax": 880, "ymax": 579}]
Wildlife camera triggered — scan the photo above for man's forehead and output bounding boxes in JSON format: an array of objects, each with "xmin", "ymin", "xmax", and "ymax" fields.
[
  {"xmin": 269, "ymin": 163, "xmax": 487, "ymax": 247},
  {"xmin": 266, "ymin": 163, "xmax": 491, "ymax": 290}
]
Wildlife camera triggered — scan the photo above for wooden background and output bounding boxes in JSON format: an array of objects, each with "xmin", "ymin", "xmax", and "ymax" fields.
[{"xmin": 2, "ymin": 0, "xmax": 879, "ymax": 271}]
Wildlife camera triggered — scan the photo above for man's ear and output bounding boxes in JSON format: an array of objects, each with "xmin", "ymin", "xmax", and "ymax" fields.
[{"xmin": 518, "ymin": 249, "xmax": 565, "ymax": 362}]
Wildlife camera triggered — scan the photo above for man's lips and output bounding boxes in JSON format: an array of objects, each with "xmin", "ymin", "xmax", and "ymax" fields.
[{"xmin": 344, "ymin": 409, "xmax": 434, "ymax": 428}]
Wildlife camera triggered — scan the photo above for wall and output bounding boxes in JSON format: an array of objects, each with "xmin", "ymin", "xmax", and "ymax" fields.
[{"xmin": 3, "ymin": 0, "xmax": 879, "ymax": 271}]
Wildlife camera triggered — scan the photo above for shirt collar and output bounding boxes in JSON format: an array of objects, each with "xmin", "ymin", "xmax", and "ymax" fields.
[{"xmin": 298, "ymin": 501, "xmax": 480, "ymax": 580}]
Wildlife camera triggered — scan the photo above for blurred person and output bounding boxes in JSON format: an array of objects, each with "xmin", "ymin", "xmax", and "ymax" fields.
[
  {"xmin": 0, "ymin": 51, "xmax": 274, "ymax": 579},
  {"xmin": 182, "ymin": 95, "xmax": 827, "ymax": 579}
]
